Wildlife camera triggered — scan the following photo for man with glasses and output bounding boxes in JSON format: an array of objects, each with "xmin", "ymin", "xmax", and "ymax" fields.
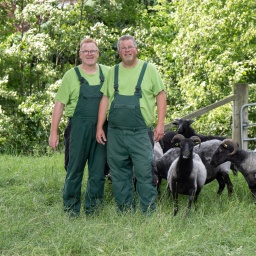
[
  {"xmin": 49, "ymin": 38, "xmax": 110, "ymax": 217},
  {"xmin": 96, "ymin": 35, "xmax": 166, "ymax": 214}
]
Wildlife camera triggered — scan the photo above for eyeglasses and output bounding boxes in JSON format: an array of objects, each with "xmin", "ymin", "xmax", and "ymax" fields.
[
  {"xmin": 119, "ymin": 46, "xmax": 136, "ymax": 51},
  {"xmin": 80, "ymin": 50, "xmax": 98, "ymax": 55}
]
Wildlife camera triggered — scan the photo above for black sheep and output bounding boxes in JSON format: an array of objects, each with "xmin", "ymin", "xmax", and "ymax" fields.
[
  {"xmin": 167, "ymin": 134, "xmax": 207, "ymax": 216},
  {"xmin": 172, "ymin": 118, "xmax": 226, "ymax": 142}
]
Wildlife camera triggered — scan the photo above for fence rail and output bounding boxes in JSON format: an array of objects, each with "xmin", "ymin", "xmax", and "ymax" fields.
[{"xmin": 164, "ymin": 94, "xmax": 236, "ymax": 130}]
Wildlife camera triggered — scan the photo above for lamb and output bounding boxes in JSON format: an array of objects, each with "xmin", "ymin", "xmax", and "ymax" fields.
[
  {"xmin": 194, "ymin": 140, "xmax": 233, "ymax": 196},
  {"xmin": 167, "ymin": 134, "xmax": 207, "ymax": 216},
  {"xmin": 211, "ymin": 139, "xmax": 256, "ymax": 199}
]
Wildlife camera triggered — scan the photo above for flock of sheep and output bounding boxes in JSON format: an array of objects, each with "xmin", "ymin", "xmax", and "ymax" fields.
[{"xmin": 155, "ymin": 119, "xmax": 256, "ymax": 216}]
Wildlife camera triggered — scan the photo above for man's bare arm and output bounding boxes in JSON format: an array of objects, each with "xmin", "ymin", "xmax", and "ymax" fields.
[{"xmin": 49, "ymin": 101, "xmax": 64, "ymax": 150}]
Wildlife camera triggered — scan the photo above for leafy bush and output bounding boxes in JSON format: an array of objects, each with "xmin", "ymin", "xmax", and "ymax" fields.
[{"xmin": 0, "ymin": 0, "xmax": 255, "ymax": 154}]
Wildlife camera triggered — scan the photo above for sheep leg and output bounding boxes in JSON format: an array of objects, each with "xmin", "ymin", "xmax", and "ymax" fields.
[
  {"xmin": 157, "ymin": 177, "xmax": 162, "ymax": 194},
  {"xmin": 193, "ymin": 188, "xmax": 202, "ymax": 212},
  {"xmin": 249, "ymin": 185, "xmax": 256, "ymax": 200},
  {"xmin": 216, "ymin": 173, "xmax": 225, "ymax": 195},
  {"xmin": 187, "ymin": 189, "xmax": 196, "ymax": 214},
  {"xmin": 166, "ymin": 185, "xmax": 172, "ymax": 197},
  {"xmin": 221, "ymin": 173, "xmax": 233, "ymax": 196},
  {"xmin": 172, "ymin": 181, "xmax": 178, "ymax": 216}
]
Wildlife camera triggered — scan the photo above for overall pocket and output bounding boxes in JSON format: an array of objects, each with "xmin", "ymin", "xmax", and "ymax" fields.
[{"xmin": 109, "ymin": 104, "xmax": 137, "ymax": 128}]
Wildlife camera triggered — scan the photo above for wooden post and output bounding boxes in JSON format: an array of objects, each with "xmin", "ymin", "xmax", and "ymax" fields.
[{"xmin": 232, "ymin": 83, "xmax": 248, "ymax": 149}]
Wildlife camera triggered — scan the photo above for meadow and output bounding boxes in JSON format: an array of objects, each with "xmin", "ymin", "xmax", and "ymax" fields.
[{"xmin": 0, "ymin": 153, "xmax": 255, "ymax": 256}]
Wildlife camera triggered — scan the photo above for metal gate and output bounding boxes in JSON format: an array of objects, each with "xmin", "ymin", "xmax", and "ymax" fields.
[{"xmin": 240, "ymin": 102, "xmax": 256, "ymax": 150}]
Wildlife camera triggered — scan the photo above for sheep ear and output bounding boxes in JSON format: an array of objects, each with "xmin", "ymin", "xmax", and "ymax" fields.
[{"xmin": 190, "ymin": 136, "xmax": 201, "ymax": 145}]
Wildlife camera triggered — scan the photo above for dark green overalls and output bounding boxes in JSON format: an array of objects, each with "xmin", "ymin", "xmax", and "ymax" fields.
[
  {"xmin": 107, "ymin": 62, "xmax": 158, "ymax": 213},
  {"xmin": 63, "ymin": 65, "xmax": 107, "ymax": 216}
]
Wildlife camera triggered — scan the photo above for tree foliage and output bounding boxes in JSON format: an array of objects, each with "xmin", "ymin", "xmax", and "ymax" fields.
[
  {"xmin": 0, "ymin": 0, "xmax": 255, "ymax": 154},
  {"xmin": 168, "ymin": 0, "xmax": 256, "ymax": 138}
]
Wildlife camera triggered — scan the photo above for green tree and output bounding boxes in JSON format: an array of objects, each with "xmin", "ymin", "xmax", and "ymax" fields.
[
  {"xmin": 0, "ymin": 0, "xmax": 256, "ymax": 153},
  {"xmin": 166, "ymin": 0, "xmax": 256, "ymax": 138},
  {"xmin": 0, "ymin": 0, "xmax": 147, "ymax": 154},
  {"xmin": 171, "ymin": 0, "xmax": 256, "ymax": 105}
]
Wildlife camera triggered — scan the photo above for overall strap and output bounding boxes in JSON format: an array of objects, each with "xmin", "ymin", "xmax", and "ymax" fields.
[
  {"xmin": 98, "ymin": 64, "xmax": 105, "ymax": 84},
  {"xmin": 114, "ymin": 64, "xmax": 119, "ymax": 93},
  {"xmin": 74, "ymin": 66, "xmax": 87, "ymax": 85},
  {"xmin": 75, "ymin": 65, "xmax": 104, "ymax": 85},
  {"xmin": 135, "ymin": 62, "xmax": 148, "ymax": 94}
]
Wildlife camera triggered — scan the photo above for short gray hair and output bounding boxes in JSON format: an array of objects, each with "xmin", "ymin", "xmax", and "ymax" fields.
[{"xmin": 117, "ymin": 35, "xmax": 137, "ymax": 51}]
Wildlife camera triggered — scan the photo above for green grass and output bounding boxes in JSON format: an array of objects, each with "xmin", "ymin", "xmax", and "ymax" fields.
[{"xmin": 0, "ymin": 153, "xmax": 256, "ymax": 256}]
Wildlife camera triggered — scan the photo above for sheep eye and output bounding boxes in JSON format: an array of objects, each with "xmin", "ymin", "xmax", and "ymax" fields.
[
  {"xmin": 175, "ymin": 143, "xmax": 179, "ymax": 147},
  {"xmin": 223, "ymin": 144, "xmax": 228, "ymax": 148}
]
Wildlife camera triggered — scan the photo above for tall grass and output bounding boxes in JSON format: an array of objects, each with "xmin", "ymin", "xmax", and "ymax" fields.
[{"xmin": 0, "ymin": 153, "xmax": 255, "ymax": 256}]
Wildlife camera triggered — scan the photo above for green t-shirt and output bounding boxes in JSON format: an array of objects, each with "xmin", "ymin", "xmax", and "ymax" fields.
[
  {"xmin": 101, "ymin": 59, "xmax": 165, "ymax": 126},
  {"xmin": 55, "ymin": 64, "xmax": 110, "ymax": 117}
]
